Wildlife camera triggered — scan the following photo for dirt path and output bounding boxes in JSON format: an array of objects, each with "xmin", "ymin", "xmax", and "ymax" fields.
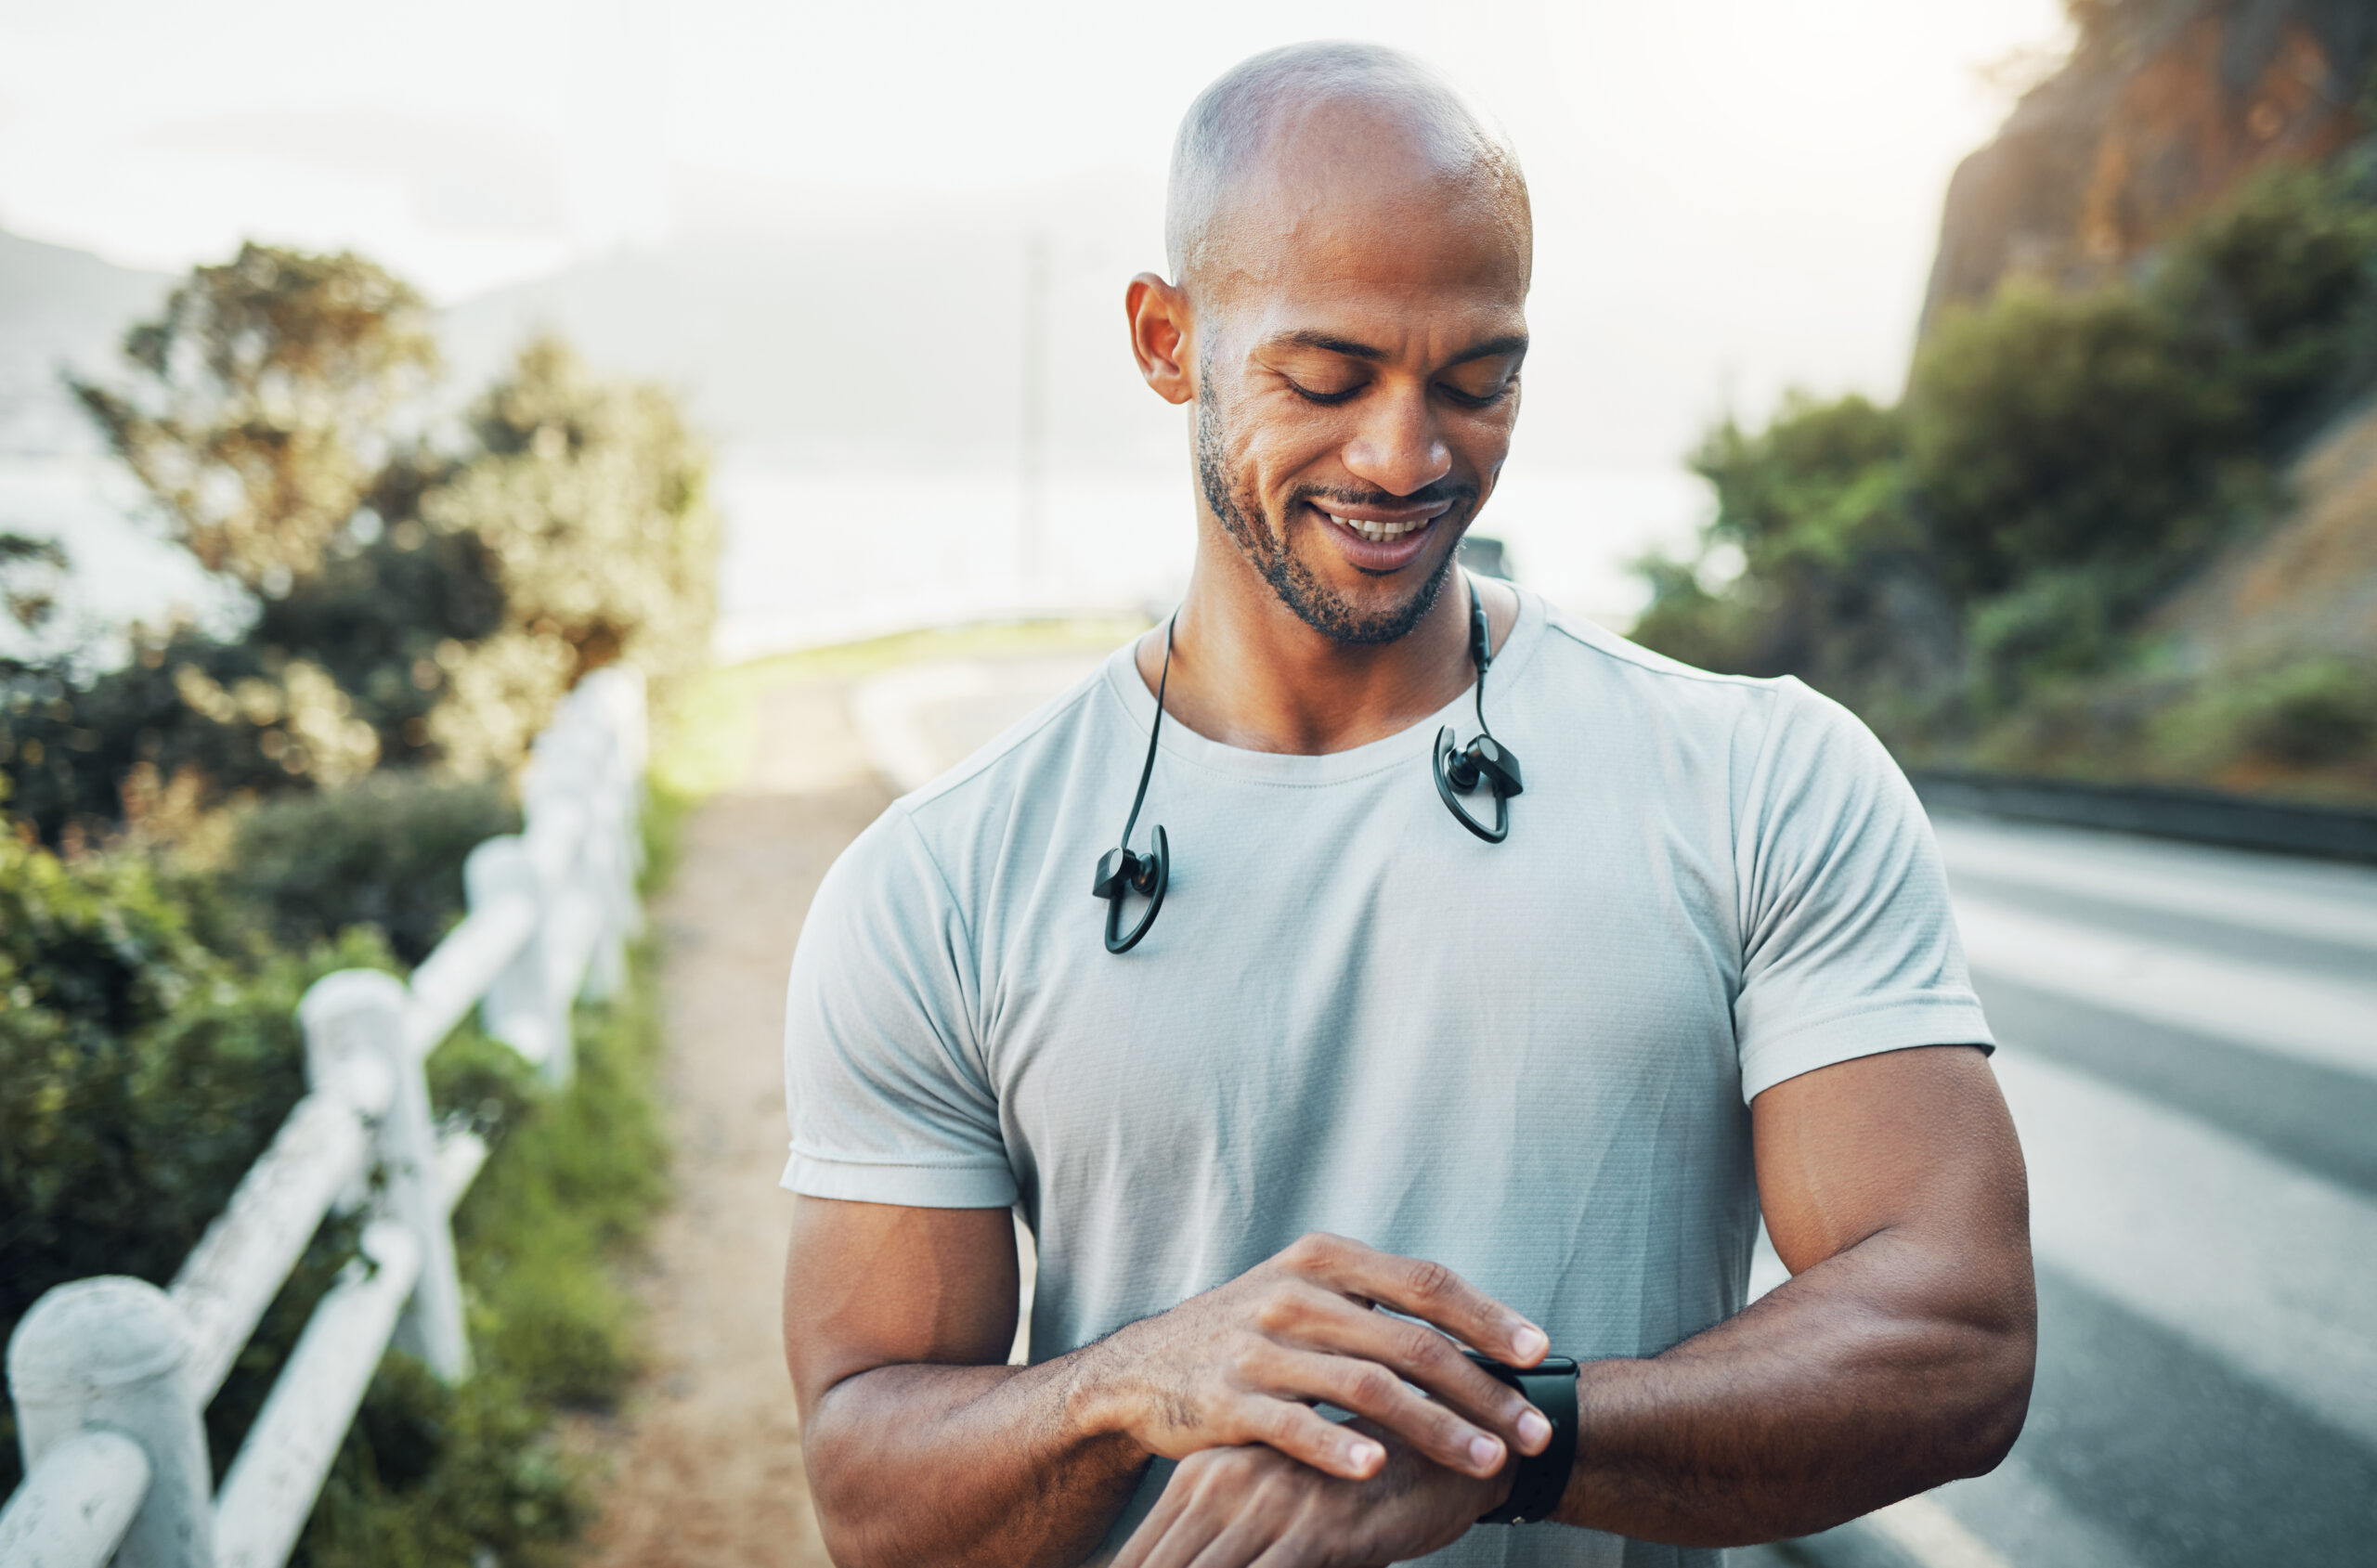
[
  {"xmin": 570, "ymin": 677, "xmax": 883, "ymax": 1568},
  {"xmin": 567, "ymin": 648, "xmax": 1102, "ymax": 1565}
]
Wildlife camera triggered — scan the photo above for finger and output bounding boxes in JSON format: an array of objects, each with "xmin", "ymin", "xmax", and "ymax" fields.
[
  {"xmin": 1289, "ymin": 1234, "xmax": 1547, "ymax": 1366},
  {"xmin": 1228, "ymin": 1393, "xmax": 1387, "ymax": 1481},
  {"xmin": 1246, "ymin": 1537, "xmax": 1329, "ymax": 1568},
  {"xmin": 1137, "ymin": 1451, "xmax": 1292, "ymax": 1568},
  {"xmin": 1136, "ymin": 1505, "xmax": 1232, "ymax": 1568},
  {"xmin": 1258, "ymin": 1345, "xmax": 1506, "ymax": 1477},
  {"xmin": 1268, "ymin": 1288, "xmax": 1550, "ymax": 1455},
  {"xmin": 1184, "ymin": 1518, "xmax": 1285, "ymax": 1568},
  {"xmin": 1112, "ymin": 1471, "xmax": 1196, "ymax": 1568}
]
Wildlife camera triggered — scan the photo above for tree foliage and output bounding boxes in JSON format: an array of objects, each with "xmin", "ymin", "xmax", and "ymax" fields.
[
  {"xmin": 6, "ymin": 246, "xmax": 715, "ymax": 844},
  {"xmin": 71, "ymin": 244, "xmax": 438, "ymax": 595},
  {"xmin": 420, "ymin": 338, "xmax": 717, "ymax": 776},
  {"xmin": 0, "ymin": 531, "xmax": 65, "ymax": 645}
]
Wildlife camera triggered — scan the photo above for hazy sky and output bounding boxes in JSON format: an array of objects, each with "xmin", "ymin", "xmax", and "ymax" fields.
[
  {"xmin": 0, "ymin": 0, "xmax": 2073, "ymax": 632},
  {"xmin": 2, "ymin": 1, "xmax": 2064, "ymax": 387}
]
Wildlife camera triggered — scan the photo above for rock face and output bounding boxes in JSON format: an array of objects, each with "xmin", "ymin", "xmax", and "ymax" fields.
[
  {"xmin": 2154, "ymin": 393, "xmax": 2377, "ymax": 666},
  {"xmin": 1919, "ymin": 0, "xmax": 2377, "ymax": 337}
]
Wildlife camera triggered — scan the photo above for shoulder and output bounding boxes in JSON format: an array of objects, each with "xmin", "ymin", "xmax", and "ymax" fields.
[
  {"xmin": 1526, "ymin": 599, "xmax": 1897, "ymax": 794},
  {"xmin": 1529, "ymin": 599, "xmax": 1821, "ymax": 732}
]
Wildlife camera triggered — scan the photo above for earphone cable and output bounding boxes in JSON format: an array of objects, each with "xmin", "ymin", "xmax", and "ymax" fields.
[
  {"xmin": 1469, "ymin": 573, "xmax": 1495, "ymax": 737},
  {"xmin": 1119, "ymin": 613, "xmax": 1177, "ymax": 853}
]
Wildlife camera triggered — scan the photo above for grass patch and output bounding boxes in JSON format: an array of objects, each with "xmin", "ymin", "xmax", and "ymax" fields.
[{"xmin": 652, "ymin": 615, "xmax": 1146, "ymax": 801}]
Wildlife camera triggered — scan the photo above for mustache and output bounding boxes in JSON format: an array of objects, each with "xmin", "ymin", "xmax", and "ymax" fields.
[{"xmin": 1292, "ymin": 480, "xmax": 1480, "ymax": 512}]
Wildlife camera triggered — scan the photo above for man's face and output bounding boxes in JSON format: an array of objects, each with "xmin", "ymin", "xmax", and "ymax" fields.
[{"xmin": 1186, "ymin": 147, "xmax": 1529, "ymax": 644}]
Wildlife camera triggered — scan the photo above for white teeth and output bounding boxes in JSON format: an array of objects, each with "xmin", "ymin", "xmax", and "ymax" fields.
[{"xmin": 1327, "ymin": 512, "xmax": 1419, "ymax": 542}]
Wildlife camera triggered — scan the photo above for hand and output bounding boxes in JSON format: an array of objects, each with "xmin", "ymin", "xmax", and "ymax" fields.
[
  {"xmin": 1073, "ymin": 1232, "xmax": 1552, "ymax": 1483},
  {"xmin": 1113, "ymin": 1427, "xmax": 1504, "ymax": 1568}
]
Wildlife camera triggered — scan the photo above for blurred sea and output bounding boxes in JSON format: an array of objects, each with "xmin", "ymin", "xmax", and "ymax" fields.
[{"xmin": 1, "ymin": 454, "xmax": 1708, "ymax": 667}]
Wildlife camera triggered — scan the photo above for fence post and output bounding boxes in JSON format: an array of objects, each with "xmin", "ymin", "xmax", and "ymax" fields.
[
  {"xmin": 465, "ymin": 836, "xmax": 573, "ymax": 1086},
  {"xmin": 6, "ymin": 1277, "xmax": 213, "ymax": 1568},
  {"xmin": 299, "ymin": 971, "xmax": 472, "ymax": 1382},
  {"xmin": 584, "ymin": 669, "xmax": 648, "ymax": 1002},
  {"xmin": 578, "ymin": 719, "xmax": 632, "ymax": 1004}
]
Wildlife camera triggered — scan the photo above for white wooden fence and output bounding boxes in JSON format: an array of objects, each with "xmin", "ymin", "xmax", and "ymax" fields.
[{"xmin": 0, "ymin": 667, "xmax": 650, "ymax": 1568}]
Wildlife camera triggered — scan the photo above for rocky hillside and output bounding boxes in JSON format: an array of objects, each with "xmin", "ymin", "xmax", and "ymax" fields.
[
  {"xmin": 2157, "ymin": 391, "xmax": 2377, "ymax": 667},
  {"xmin": 1923, "ymin": 0, "xmax": 2376, "ymax": 336},
  {"xmin": 1630, "ymin": 0, "xmax": 2377, "ymax": 803}
]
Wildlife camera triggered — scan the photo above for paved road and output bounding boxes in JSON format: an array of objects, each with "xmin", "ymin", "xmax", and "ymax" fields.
[
  {"xmin": 855, "ymin": 654, "xmax": 2377, "ymax": 1568},
  {"xmin": 1774, "ymin": 815, "xmax": 2377, "ymax": 1568}
]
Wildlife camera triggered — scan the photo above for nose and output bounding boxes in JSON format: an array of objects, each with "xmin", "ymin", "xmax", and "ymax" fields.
[{"xmin": 1342, "ymin": 382, "xmax": 1451, "ymax": 499}]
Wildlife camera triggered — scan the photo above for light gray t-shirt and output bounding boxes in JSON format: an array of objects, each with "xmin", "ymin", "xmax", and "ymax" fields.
[{"xmin": 781, "ymin": 588, "xmax": 1993, "ymax": 1566}]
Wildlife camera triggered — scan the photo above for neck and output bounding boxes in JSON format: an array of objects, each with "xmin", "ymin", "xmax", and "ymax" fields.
[{"xmin": 1137, "ymin": 531, "xmax": 1515, "ymax": 755}]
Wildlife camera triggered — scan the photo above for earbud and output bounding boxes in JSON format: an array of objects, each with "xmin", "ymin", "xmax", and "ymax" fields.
[
  {"xmin": 1092, "ymin": 825, "xmax": 1169, "ymax": 953},
  {"xmin": 1432, "ymin": 579, "xmax": 1524, "ymax": 844},
  {"xmin": 1435, "ymin": 728, "xmax": 1522, "ymax": 842},
  {"xmin": 1444, "ymin": 734, "xmax": 1523, "ymax": 797}
]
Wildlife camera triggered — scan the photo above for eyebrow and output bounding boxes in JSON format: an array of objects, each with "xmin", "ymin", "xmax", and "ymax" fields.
[{"xmin": 1262, "ymin": 330, "xmax": 1529, "ymax": 368}]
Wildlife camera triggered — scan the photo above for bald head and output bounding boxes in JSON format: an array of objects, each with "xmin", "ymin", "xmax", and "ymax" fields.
[{"xmin": 1164, "ymin": 42, "xmax": 1531, "ymax": 292}]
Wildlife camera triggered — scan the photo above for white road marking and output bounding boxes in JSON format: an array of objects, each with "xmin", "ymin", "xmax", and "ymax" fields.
[
  {"xmin": 1953, "ymin": 895, "xmax": 2377, "ymax": 1079},
  {"xmin": 1994, "ymin": 1046, "xmax": 2377, "ymax": 1449},
  {"xmin": 1932, "ymin": 816, "xmax": 2377, "ymax": 952},
  {"xmin": 1924, "ymin": 1455, "xmax": 2150, "ymax": 1568},
  {"xmin": 1865, "ymin": 1494, "xmax": 2017, "ymax": 1568}
]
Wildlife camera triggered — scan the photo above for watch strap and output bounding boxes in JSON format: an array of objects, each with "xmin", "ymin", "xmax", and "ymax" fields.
[{"xmin": 1469, "ymin": 1353, "xmax": 1578, "ymax": 1524}]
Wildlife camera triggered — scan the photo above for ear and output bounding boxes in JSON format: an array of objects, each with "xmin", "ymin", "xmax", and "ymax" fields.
[{"xmin": 1125, "ymin": 273, "xmax": 1194, "ymax": 406}]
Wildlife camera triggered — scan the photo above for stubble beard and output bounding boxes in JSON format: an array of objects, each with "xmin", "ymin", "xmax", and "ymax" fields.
[{"xmin": 1194, "ymin": 385, "xmax": 1467, "ymax": 647}]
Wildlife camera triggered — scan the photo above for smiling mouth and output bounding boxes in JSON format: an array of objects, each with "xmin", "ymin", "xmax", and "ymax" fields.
[{"xmin": 1321, "ymin": 510, "xmax": 1434, "ymax": 543}]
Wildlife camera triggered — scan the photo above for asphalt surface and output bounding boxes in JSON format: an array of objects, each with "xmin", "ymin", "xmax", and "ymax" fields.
[
  {"xmin": 1765, "ymin": 816, "xmax": 2377, "ymax": 1568},
  {"xmin": 855, "ymin": 654, "xmax": 2377, "ymax": 1568}
]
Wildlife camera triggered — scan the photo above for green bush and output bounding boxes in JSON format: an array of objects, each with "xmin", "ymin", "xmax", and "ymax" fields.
[
  {"xmin": 2152, "ymin": 654, "xmax": 2377, "ymax": 773},
  {"xmin": 0, "ymin": 826, "xmax": 394, "ymax": 1493},
  {"xmin": 2155, "ymin": 166, "xmax": 2377, "ymax": 441},
  {"xmin": 299, "ymin": 1356, "xmax": 587, "ymax": 1568},
  {"xmin": 221, "ymin": 771, "xmax": 518, "ymax": 965},
  {"xmin": 1908, "ymin": 279, "xmax": 2247, "ymax": 596}
]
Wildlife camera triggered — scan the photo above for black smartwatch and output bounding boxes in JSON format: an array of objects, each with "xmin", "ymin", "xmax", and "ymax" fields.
[{"xmin": 1465, "ymin": 1351, "xmax": 1579, "ymax": 1524}]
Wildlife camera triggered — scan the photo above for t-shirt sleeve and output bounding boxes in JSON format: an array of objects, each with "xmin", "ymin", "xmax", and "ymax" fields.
[
  {"xmin": 780, "ymin": 808, "xmax": 1019, "ymax": 1207},
  {"xmin": 1730, "ymin": 679, "xmax": 1994, "ymax": 1102}
]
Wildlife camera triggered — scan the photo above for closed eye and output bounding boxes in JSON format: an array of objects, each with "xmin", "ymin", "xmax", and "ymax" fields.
[
  {"xmin": 1440, "ymin": 377, "xmax": 1515, "ymax": 409},
  {"xmin": 1285, "ymin": 379, "xmax": 1362, "ymax": 406}
]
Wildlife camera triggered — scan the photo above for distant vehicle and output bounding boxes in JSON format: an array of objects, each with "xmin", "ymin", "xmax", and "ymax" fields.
[{"xmin": 1461, "ymin": 533, "xmax": 1514, "ymax": 581}]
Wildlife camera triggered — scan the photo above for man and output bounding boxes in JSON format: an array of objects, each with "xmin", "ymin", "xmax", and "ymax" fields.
[{"xmin": 779, "ymin": 41, "xmax": 2033, "ymax": 1568}]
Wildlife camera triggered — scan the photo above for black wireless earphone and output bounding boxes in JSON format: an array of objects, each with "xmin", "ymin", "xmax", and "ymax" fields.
[
  {"xmin": 1432, "ymin": 584, "xmax": 1525, "ymax": 842},
  {"xmin": 1093, "ymin": 579, "xmax": 1523, "ymax": 953},
  {"xmin": 1089, "ymin": 615, "xmax": 1176, "ymax": 954}
]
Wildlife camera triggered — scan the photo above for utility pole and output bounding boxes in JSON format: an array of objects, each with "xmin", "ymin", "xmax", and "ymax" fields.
[{"xmin": 1019, "ymin": 231, "xmax": 1051, "ymax": 597}]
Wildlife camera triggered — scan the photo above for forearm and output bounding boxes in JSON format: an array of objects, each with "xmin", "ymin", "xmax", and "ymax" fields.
[
  {"xmin": 805, "ymin": 1353, "xmax": 1148, "ymax": 1568},
  {"xmin": 1552, "ymin": 1225, "xmax": 2034, "ymax": 1546}
]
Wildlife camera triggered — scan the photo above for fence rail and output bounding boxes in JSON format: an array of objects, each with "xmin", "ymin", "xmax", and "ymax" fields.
[{"xmin": 1, "ymin": 667, "xmax": 649, "ymax": 1568}]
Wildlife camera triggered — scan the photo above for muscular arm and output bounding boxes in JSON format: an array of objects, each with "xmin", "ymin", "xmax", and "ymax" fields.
[
  {"xmin": 1554, "ymin": 1042, "xmax": 2034, "ymax": 1544},
  {"xmin": 784, "ymin": 1201, "xmax": 1556, "ymax": 1568},
  {"xmin": 783, "ymin": 1201, "xmax": 1141, "ymax": 1567},
  {"xmin": 1113, "ymin": 1044, "xmax": 2035, "ymax": 1564}
]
